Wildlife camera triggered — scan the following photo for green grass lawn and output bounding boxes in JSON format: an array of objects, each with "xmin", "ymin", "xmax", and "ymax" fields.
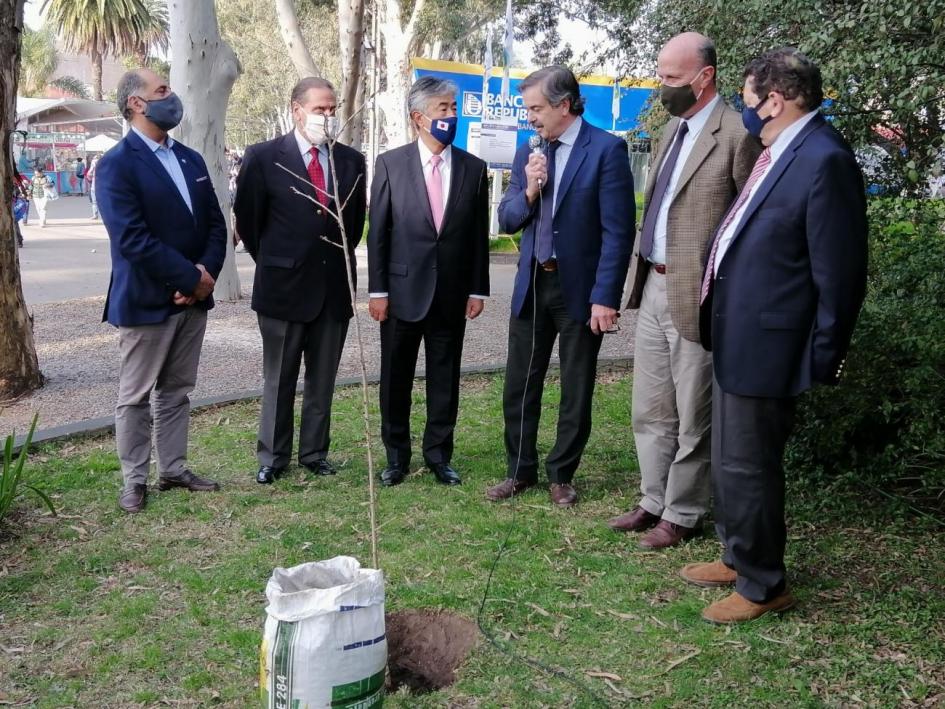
[{"xmin": 2, "ymin": 372, "xmax": 944, "ymax": 707}]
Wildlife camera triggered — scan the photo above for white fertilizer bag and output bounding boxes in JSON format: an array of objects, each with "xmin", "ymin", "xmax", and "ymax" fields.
[{"xmin": 260, "ymin": 556, "xmax": 387, "ymax": 708}]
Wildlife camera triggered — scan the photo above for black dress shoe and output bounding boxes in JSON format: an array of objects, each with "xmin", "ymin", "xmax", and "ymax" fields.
[
  {"xmin": 119, "ymin": 483, "xmax": 148, "ymax": 513},
  {"xmin": 429, "ymin": 463, "xmax": 462, "ymax": 485},
  {"xmin": 380, "ymin": 465, "xmax": 406, "ymax": 487},
  {"xmin": 301, "ymin": 459, "xmax": 336, "ymax": 476},
  {"xmin": 256, "ymin": 465, "xmax": 285, "ymax": 484}
]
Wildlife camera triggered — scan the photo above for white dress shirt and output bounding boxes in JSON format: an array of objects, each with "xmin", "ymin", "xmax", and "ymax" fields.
[
  {"xmin": 650, "ymin": 95, "xmax": 720, "ymax": 264},
  {"xmin": 294, "ymin": 128, "xmax": 332, "ymax": 196},
  {"xmin": 133, "ymin": 126, "xmax": 192, "ymax": 213},
  {"xmin": 370, "ymin": 139, "xmax": 486, "ymax": 301},
  {"xmin": 713, "ymin": 110, "xmax": 820, "ymax": 270}
]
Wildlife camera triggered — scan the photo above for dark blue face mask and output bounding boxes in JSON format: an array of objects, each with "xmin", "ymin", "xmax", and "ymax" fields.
[
  {"xmin": 427, "ymin": 115, "xmax": 457, "ymax": 146},
  {"xmin": 742, "ymin": 95, "xmax": 772, "ymax": 138},
  {"xmin": 143, "ymin": 93, "xmax": 184, "ymax": 131}
]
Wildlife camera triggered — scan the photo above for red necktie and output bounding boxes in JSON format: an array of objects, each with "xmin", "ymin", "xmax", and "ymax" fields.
[
  {"xmin": 308, "ymin": 146, "xmax": 327, "ymax": 206},
  {"xmin": 700, "ymin": 147, "xmax": 772, "ymax": 304}
]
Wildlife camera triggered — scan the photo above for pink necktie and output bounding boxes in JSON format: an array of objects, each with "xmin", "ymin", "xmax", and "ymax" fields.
[
  {"xmin": 426, "ymin": 154, "xmax": 444, "ymax": 231},
  {"xmin": 700, "ymin": 147, "xmax": 772, "ymax": 304}
]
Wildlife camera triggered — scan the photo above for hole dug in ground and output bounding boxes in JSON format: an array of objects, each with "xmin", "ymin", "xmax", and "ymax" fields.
[{"xmin": 385, "ymin": 610, "xmax": 479, "ymax": 694}]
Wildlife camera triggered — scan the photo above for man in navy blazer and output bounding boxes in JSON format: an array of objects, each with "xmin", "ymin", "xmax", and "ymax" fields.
[
  {"xmin": 97, "ymin": 69, "xmax": 227, "ymax": 513},
  {"xmin": 486, "ymin": 65, "xmax": 635, "ymax": 508},
  {"xmin": 680, "ymin": 49, "xmax": 868, "ymax": 623}
]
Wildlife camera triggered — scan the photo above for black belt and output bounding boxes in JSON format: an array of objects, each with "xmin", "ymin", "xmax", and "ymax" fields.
[{"xmin": 540, "ymin": 258, "xmax": 558, "ymax": 272}]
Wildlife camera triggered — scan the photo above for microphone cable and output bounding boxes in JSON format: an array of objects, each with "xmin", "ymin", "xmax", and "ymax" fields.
[{"xmin": 475, "ymin": 146, "xmax": 611, "ymax": 708}]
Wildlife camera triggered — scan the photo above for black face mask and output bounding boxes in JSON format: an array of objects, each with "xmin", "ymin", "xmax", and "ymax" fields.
[{"xmin": 659, "ymin": 68, "xmax": 707, "ymax": 117}]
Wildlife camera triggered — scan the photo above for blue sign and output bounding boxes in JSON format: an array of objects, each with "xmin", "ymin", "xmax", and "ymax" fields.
[{"xmin": 412, "ymin": 58, "xmax": 655, "ymax": 155}]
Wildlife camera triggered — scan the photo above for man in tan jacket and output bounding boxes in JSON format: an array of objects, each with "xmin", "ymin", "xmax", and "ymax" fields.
[{"xmin": 610, "ymin": 32, "xmax": 761, "ymax": 548}]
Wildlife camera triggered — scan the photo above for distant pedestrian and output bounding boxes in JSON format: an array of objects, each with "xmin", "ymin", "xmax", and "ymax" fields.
[{"xmin": 29, "ymin": 167, "xmax": 55, "ymax": 227}]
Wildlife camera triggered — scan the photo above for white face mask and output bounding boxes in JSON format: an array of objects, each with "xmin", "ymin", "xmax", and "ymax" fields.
[{"xmin": 304, "ymin": 113, "xmax": 339, "ymax": 145}]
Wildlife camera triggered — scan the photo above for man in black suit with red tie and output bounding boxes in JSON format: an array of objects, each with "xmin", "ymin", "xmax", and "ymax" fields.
[
  {"xmin": 680, "ymin": 48, "xmax": 868, "ymax": 623},
  {"xmin": 367, "ymin": 76, "xmax": 490, "ymax": 487},
  {"xmin": 234, "ymin": 77, "xmax": 367, "ymax": 484}
]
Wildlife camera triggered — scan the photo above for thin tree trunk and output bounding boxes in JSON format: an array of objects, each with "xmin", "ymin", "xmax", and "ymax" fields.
[
  {"xmin": 337, "ymin": 0, "xmax": 366, "ymax": 147},
  {"xmin": 274, "ymin": 0, "xmax": 322, "ymax": 79},
  {"xmin": 168, "ymin": 0, "xmax": 243, "ymax": 300},
  {"xmin": 92, "ymin": 49, "xmax": 103, "ymax": 101},
  {"xmin": 0, "ymin": 0, "xmax": 43, "ymax": 401}
]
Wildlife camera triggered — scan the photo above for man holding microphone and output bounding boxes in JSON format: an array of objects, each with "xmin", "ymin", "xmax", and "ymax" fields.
[{"xmin": 486, "ymin": 65, "xmax": 635, "ymax": 508}]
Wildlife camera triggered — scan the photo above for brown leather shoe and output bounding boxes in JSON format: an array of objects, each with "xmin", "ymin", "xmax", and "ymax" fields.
[
  {"xmin": 485, "ymin": 478, "xmax": 536, "ymax": 501},
  {"xmin": 702, "ymin": 590, "xmax": 796, "ymax": 624},
  {"xmin": 119, "ymin": 483, "xmax": 148, "ymax": 513},
  {"xmin": 608, "ymin": 506, "xmax": 660, "ymax": 532},
  {"xmin": 157, "ymin": 469, "xmax": 220, "ymax": 492},
  {"xmin": 679, "ymin": 560, "xmax": 737, "ymax": 588},
  {"xmin": 638, "ymin": 519, "xmax": 697, "ymax": 550},
  {"xmin": 549, "ymin": 483, "xmax": 578, "ymax": 508}
]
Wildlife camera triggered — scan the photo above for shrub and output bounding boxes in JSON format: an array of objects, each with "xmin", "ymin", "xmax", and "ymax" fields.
[
  {"xmin": 787, "ymin": 198, "xmax": 945, "ymax": 503},
  {"xmin": 0, "ymin": 414, "xmax": 56, "ymax": 525}
]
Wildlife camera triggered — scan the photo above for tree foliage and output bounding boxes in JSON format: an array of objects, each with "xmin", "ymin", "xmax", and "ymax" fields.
[
  {"xmin": 594, "ymin": 0, "xmax": 945, "ymax": 192},
  {"xmin": 18, "ymin": 26, "xmax": 57, "ymax": 97},
  {"xmin": 217, "ymin": 0, "xmax": 339, "ymax": 147},
  {"xmin": 42, "ymin": 0, "xmax": 168, "ymax": 100}
]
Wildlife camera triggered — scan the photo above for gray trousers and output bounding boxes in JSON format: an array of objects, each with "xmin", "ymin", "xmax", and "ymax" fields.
[
  {"xmin": 632, "ymin": 272, "xmax": 713, "ymax": 527},
  {"xmin": 257, "ymin": 312, "xmax": 348, "ymax": 468},
  {"xmin": 712, "ymin": 378, "xmax": 797, "ymax": 603},
  {"xmin": 115, "ymin": 308, "xmax": 207, "ymax": 488}
]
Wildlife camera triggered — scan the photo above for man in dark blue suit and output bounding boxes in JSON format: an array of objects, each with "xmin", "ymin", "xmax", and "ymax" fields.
[
  {"xmin": 486, "ymin": 66, "xmax": 635, "ymax": 507},
  {"xmin": 97, "ymin": 69, "xmax": 227, "ymax": 513},
  {"xmin": 681, "ymin": 49, "xmax": 868, "ymax": 623}
]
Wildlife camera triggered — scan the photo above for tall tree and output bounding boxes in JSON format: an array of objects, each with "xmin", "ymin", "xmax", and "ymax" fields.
[
  {"xmin": 591, "ymin": 0, "xmax": 945, "ymax": 192},
  {"xmin": 273, "ymin": 0, "xmax": 365, "ymax": 147},
  {"xmin": 132, "ymin": 0, "xmax": 169, "ymax": 67},
  {"xmin": 1, "ymin": 0, "xmax": 43, "ymax": 400},
  {"xmin": 168, "ymin": 0, "xmax": 242, "ymax": 300},
  {"xmin": 220, "ymin": 0, "xmax": 339, "ymax": 147},
  {"xmin": 42, "ymin": 0, "xmax": 153, "ymax": 101},
  {"xmin": 18, "ymin": 25, "xmax": 57, "ymax": 96}
]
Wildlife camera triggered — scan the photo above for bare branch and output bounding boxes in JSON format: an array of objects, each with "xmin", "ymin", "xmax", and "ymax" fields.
[{"xmin": 319, "ymin": 235, "xmax": 345, "ymax": 250}]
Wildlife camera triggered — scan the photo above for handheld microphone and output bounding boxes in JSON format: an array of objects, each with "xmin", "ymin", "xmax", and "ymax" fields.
[{"xmin": 528, "ymin": 134, "xmax": 545, "ymax": 187}]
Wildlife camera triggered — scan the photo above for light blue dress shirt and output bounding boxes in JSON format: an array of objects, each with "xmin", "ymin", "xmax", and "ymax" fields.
[{"xmin": 132, "ymin": 126, "xmax": 193, "ymax": 214}]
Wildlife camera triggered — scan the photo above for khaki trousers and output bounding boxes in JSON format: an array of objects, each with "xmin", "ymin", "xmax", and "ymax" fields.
[
  {"xmin": 115, "ymin": 308, "xmax": 207, "ymax": 489},
  {"xmin": 631, "ymin": 271, "xmax": 712, "ymax": 527}
]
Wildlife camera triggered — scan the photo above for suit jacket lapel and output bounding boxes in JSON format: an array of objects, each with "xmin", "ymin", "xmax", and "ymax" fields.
[
  {"xmin": 727, "ymin": 114, "xmax": 825, "ymax": 247},
  {"xmin": 277, "ymin": 132, "xmax": 315, "ymax": 202},
  {"xmin": 553, "ymin": 120, "xmax": 590, "ymax": 216},
  {"xmin": 670, "ymin": 102, "xmax": 725, "ymax": 204},
  {"xmin": 128, "ymin": 131, "xmax": 192, "ymax": 216},
  {"xmin": 439, "ymin": 148, "xmax": 465, "ymax": 236},
  {"xmin": 644, "ymin": 119, "xmax": 677, "ymax": 206},
  {"xmin": 406, "ymin": 141, "xmax": 437, "ymax": 233},
  {"xmin": 169, "ymin": 142, "xmax": 199, "ymax": 220}
]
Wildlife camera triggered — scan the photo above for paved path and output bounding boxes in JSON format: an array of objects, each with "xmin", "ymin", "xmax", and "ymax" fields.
[{"xmin": 3, "ymin": 197, "xmax": 636, "ymax": 435}]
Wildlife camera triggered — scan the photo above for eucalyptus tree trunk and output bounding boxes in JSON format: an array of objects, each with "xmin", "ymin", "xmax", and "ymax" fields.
[
  {"xmin": 0, "ymin": 0, "xmax": 43, "ymax": 401},
  {"xmin": 274, "ymin": 0, "xmax": 321, "ymax": 78},
  {"xmin": 168, "ymin": 0, "xmax": 243, "ymax": 300},
  {"xmin": 377, "ymin": 0, "xmax": 425, "ymax": 147},
  {"xmin": 337, "ymin": 0, "xmax": 366, "ymax": 148}
]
